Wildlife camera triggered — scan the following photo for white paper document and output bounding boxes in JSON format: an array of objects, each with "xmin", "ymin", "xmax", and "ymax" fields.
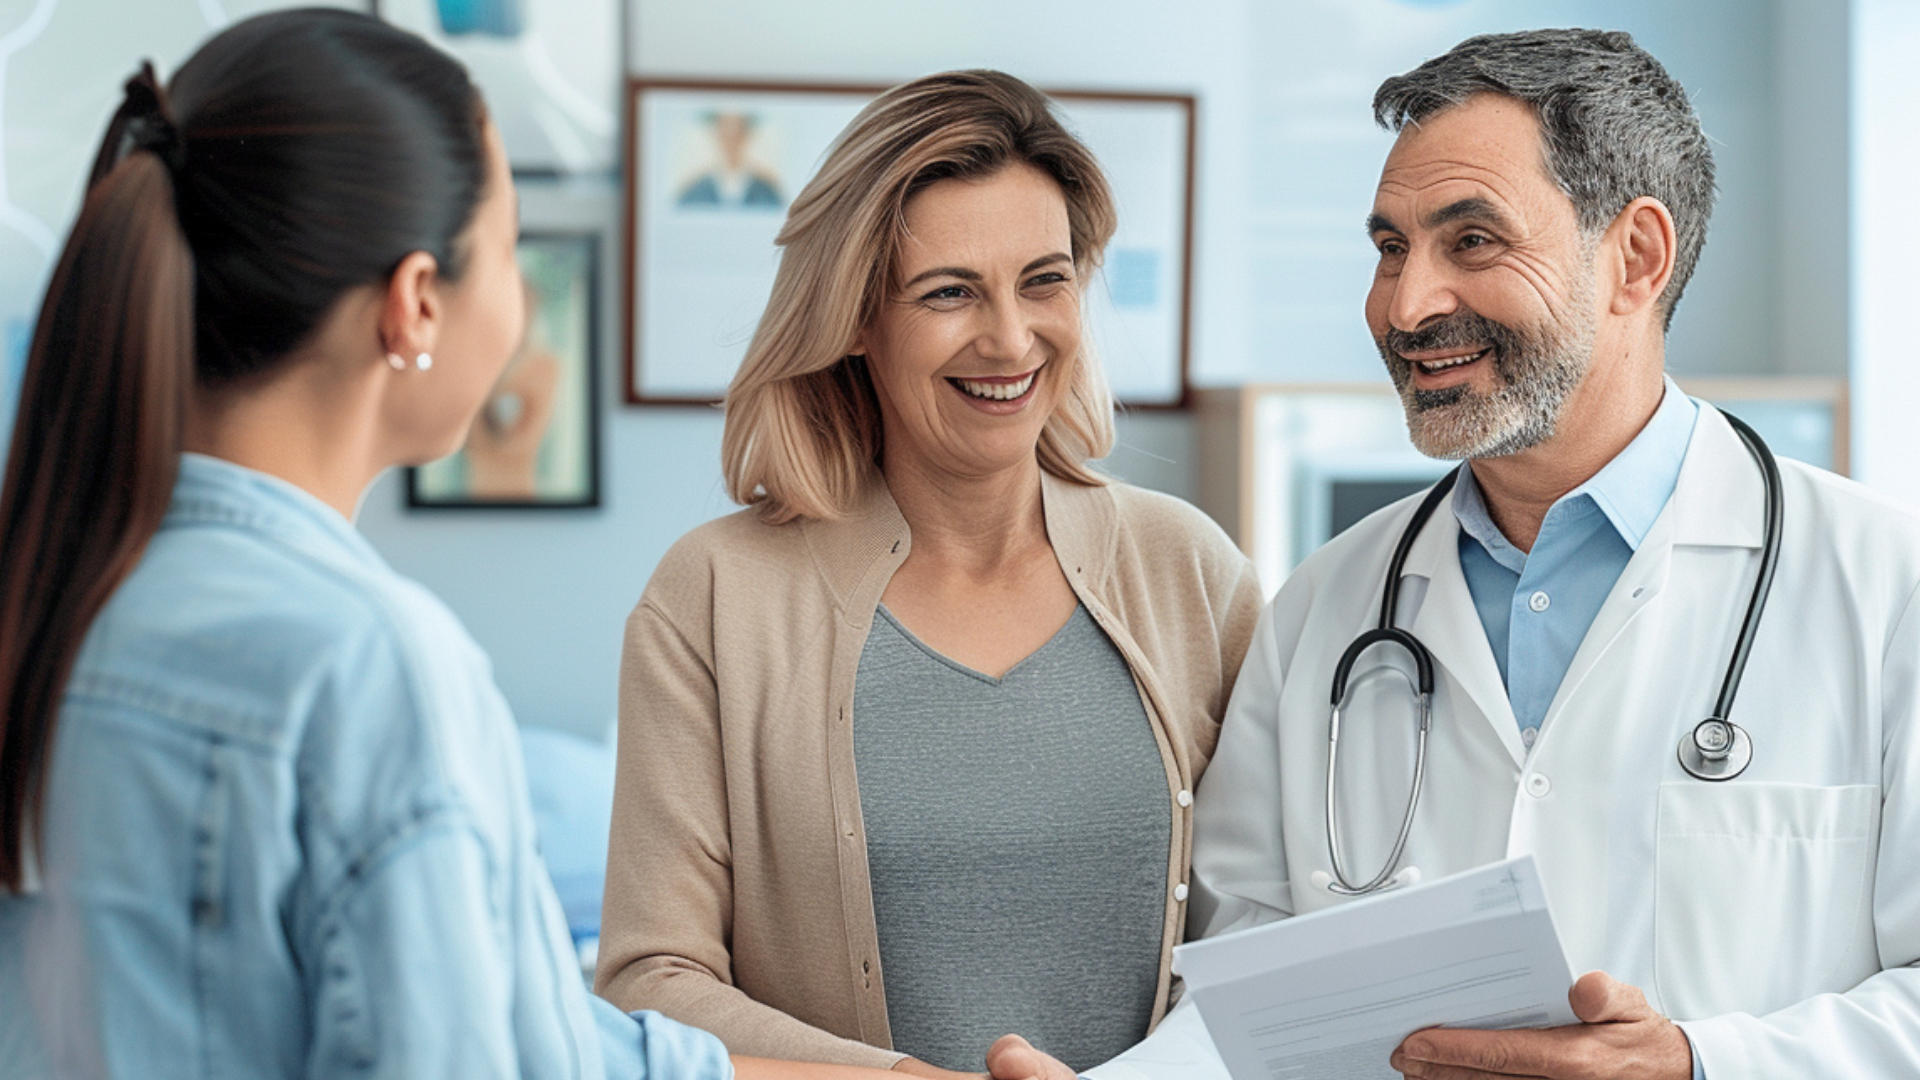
[{"xmin": 1173, "ymin": 857, "xmax": 1576, "ymax": 1080}]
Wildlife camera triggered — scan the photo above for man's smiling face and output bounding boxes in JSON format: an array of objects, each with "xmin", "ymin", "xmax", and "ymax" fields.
[{"xmin": 1365, "ymin": 93, "xmax": 1602, "ymax": 460}]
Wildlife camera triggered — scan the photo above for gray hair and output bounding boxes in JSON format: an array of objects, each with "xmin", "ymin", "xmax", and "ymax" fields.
[{"xmin": 1373, "ymin": 29, "xmax": 1715, "ymax": 328}]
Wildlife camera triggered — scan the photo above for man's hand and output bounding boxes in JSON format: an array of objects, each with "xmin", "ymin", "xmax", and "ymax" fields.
[
  {"xmin": 985, "ymin": 1035, "xmax": 1076, "ymax": 1080},
  {"xmin": 1390, "ymin": 971, "xmax": 1692, "ymax": 1079}
]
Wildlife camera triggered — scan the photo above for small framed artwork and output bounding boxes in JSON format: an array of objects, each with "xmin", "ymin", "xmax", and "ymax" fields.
[
  {"xmin": 622, "ymin": 79, "xmax": 1195, "ymax": 407},
  {"xmin": 376, "ymin": 0, "xmax": 622, "ymax": 176},
  {"xmin": 408, "ymin": 231, "xmax": 602, "ymax": 509}
]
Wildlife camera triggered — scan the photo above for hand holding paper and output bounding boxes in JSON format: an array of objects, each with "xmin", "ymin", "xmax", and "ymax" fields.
[
  {"xmin": 1174, "ymin": 857, "xmax": 1581, "ymax": 1080},
  {"xmin": 1388, "ymin": 970, "xmax": 1693, "ymax": 1080}
]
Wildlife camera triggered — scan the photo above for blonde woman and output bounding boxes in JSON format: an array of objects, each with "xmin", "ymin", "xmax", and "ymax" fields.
[{"xmin": 596, "ymin": 71, "xmax": 1262, "ymax": 1078}]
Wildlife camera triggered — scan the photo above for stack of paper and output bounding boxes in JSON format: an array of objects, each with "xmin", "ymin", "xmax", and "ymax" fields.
[{"xmin": 1173, "ymin": 857, "xmax": 1576, "ymax": 1080}]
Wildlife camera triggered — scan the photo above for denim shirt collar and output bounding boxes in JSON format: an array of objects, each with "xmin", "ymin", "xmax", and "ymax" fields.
[
  {"xmin": 1452, "ymin": 376, "xmax": 1699, "ymax": 567},
  {"xmin": 169, "ymin": 453, "xmax": 387, "ymax": 575}
]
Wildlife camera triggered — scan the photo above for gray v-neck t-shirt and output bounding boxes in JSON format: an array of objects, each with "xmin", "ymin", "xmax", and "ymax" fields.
[{"xmin": 852, "ymin": 604, "xmax": 1172, "ymax": 1072}]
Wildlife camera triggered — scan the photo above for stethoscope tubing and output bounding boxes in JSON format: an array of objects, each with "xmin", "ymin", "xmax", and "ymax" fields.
[
  {"xmin": 1712, "ymin": 413, "xmax": 1784, "ymax": 724},
  {"xmin": 1322, "ymin": 411, "xmax": 1782, "ymax": 896},
  {"xmin": 1322, "ymin": 474, "xmax": 1455, "ymax": 897}
]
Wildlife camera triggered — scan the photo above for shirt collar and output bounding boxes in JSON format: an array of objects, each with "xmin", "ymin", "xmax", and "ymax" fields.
[
  {"xmin": 1576, "ymin": 375, "xmax": 1698, "ymax": 549},
  {"xmin": 1451, "ymin": 375, "xmax": 1699, "ymax": 559},
  {"xmin": 167, "ymin": 453, "xmax": 389, "ymax": 572}
]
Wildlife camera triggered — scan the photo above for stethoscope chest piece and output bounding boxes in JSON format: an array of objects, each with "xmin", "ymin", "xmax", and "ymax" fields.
[{"xmin": 1677, "ymin": 717, "xmax": 1753, "ymax": 781}]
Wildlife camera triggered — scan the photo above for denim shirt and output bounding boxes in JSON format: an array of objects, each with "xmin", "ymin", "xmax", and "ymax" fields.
[{"xmin": 0, "ymin": 455, "xmax": 731, "ymax": 1080}]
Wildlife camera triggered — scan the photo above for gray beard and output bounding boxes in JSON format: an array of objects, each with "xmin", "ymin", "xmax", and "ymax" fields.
[{"xmin": 1378, "ymin": 293, "xmax": 1597, "ymax": 461}]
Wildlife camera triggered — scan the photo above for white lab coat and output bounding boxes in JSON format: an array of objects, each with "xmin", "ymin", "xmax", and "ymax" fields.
[{"xmin": 1093, "ymin": 406, "xmax": 1920, "ymax": 1080}]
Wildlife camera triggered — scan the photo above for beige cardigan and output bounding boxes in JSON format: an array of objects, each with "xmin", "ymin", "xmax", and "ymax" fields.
[{"xmin": 596, "ymin": 473, "xmax": 1263, "ymax": 1068}]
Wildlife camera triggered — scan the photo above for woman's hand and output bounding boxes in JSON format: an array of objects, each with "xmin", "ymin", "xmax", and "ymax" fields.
[
  {"xmin": 985, "ymin": 1035, "xmax": 1077, "ymax": 1080},
  {"xmin": 883, "ymin": 1035, "xmax": 1076, "ymax": 1080}
]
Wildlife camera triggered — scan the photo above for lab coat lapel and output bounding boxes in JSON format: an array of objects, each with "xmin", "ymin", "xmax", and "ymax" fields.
[
  {"xmin": 1399, "ymin": 497, "xmax": 1528, "ymax": 766},
  {"xmin": 1541, "ymin": 405, "xmax": 1764, "ymax": 727}
]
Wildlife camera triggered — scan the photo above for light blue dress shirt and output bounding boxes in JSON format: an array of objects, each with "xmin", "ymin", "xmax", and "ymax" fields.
[
  {"xmin": 0, "ymin": 454, "xmax": 731, "ymax": 1080},
  {"xmin": 1453, "ymin": 382, "xmax": 1705, "ymax": 1080},
  {"xmin": 1454, "ymin": 379, "xmax": 1698, "ymax": 743}
]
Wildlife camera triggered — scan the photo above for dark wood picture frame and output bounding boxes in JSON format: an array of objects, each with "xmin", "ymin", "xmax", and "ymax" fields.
[
  {"xmin": 622, "ymin": 78, "xmax": 1197, "ymax": 408},
  {"xmin": 407, "ymin": 230, "xmax": 605, "ymax": 510}
]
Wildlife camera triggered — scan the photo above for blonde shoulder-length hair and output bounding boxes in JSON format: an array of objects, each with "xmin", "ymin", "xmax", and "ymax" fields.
[{"xmin": 721, "ymin": 70, "xmax": 1120, "ymax": 524}]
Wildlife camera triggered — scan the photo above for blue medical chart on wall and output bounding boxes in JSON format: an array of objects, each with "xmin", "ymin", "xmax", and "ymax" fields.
[{"xmin": 436, "ymin": 0, "xmax": 524, "ymax": 38}]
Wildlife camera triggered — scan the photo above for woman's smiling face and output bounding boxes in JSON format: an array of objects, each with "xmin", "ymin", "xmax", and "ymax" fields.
[{"xmin": 857, "ymin": 162, "xmax": 1081, "ymax": 483}]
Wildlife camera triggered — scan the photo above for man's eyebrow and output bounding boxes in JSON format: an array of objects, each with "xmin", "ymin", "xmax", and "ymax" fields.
[
  {"xmin": 1366, "ymin": 212, "xmax": 1400, "ymax": 236},
  {"xmin": 1424, "ymin": 197, "xmax": 1513, "ymax": 231},
  {"xmin": 901, "ymin": 266, "xmax": 984, "ymax": 288}
]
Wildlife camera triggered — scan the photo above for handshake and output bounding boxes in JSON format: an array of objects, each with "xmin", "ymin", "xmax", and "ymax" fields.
[{"xmin": 738, "ymin": 1034, "xmax": 1079, "ymax": 1080}]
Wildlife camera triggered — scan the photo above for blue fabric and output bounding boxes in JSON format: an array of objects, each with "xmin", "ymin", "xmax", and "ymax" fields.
[
  {"xmin": 520, "ymin": 724, "xmax": 618, "ymax": 942},
  {"xmin": 1454, "ymin": 380, "xmax": 1698, "ymax": 738},
  {"xmin": 0, "ymin": 454, "xmax": 731, "ymax": 1080}
]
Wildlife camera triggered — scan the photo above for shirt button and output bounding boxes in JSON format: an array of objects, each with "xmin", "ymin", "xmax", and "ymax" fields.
[
  {"xmin": 1522, "ymin": 727, "xmax": 1538, "ymax": 749},
  {"xmin": 1173, "ymin": 883, "xmax": 1190, "ymax": 902},
  {"xmin": 1526, "ymin": 773, "xmax": 1552, "ymax": 798},
  {"xmin": 1175, "ymin": 789, "xmax": 1193, "ymax": 808},
  {"xmin": 1528, "ymin": 590, "xmax": 1551, "ymax": 613}
]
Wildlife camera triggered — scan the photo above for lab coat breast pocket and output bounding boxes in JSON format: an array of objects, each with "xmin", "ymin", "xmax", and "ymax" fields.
[{"xmin": 1653, "ymin": 782, "xmax": 1879, "ymax": 1020}]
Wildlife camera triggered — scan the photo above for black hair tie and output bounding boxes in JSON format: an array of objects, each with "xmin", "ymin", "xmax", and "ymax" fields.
[{"xmin": 87, "ymin": 61, "xmax": 187, "ymax": 189}]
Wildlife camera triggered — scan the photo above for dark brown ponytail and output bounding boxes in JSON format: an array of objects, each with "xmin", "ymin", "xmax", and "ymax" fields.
[
  {"xmin": 0, "ymin": 12, "xmax": 487, "ymax": 893},
  {"xmin": 0, "ymin": 70, "xmax": 193, "ymax": 893}
]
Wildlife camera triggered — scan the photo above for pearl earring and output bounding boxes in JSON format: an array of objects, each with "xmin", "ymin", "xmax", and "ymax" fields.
[{"xmin": 386, "ymin": 352, "xmax": 433, "ymax": 371}]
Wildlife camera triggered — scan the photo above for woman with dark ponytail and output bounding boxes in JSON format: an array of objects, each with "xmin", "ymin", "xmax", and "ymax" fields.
[{"xmin": 0, "ymin": 12, "xmax": 1070, "ymax": 1080}]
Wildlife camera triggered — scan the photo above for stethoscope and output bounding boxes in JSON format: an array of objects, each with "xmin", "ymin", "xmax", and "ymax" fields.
[{"xmin": 1318, "ymin": 413, "xmax": 1784, "ymax": 897}]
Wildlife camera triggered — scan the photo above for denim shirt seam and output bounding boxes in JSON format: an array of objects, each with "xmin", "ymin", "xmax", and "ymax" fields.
[
  {"xmin": 295, "ymin": 602, "xmax": 468, "ymax": 928},
  {"xmin": 63, "ymin": 672, "xmax": 288, "ymax": 752},
  {"xmin": 299, "ymin": 802, "xmax": 498, "ymax": 1071}
]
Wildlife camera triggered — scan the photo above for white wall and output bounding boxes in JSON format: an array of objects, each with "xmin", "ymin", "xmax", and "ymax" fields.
[
  {"xmin": 1849, "ymin": 0, "xmax": 1920, "ymax": 504},
  {"xmin": 1233, "ymin": 0, "xmax": 1805, "ymax": 383},
  {"xmin": 1775, "ymin": 0, "xmax": 1852, "ymax": 378},
  {"xmin": 0, "ymin": 0, "xmax": 364, "ymax": 445}
]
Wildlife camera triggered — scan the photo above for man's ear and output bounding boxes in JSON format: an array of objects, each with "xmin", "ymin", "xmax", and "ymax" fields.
[
  {"xmin": 1603, "ymin": 196, "xmax": 1678, "ymax": 317},
  {"xmin": 377, "ymin": 251, "xmax": 444, "ymax": 362}
]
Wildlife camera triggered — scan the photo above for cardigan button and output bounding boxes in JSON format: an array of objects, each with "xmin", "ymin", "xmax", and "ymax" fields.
[
  {"xmin": 1175, "ymin": 789, "xmax": 1193, "ymax": 808},
  {"xmin": 1173, "ymin": 883, "xmax": 1190, "ymax": 902}
]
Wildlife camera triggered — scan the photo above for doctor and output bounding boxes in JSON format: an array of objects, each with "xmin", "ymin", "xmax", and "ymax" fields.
[{"xmin": 1091, "ymin": 28, "xmax": 1920, "ymax": 1080}]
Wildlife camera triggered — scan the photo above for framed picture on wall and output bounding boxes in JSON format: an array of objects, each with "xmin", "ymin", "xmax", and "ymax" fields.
[
  {"xmin": 408, "ymin": 231, "xmax": 603, "ymax": 509},
  {"xmin": 376, "ymin": 0, "xmax": 622, "ymax": 175},
  {"xmin": 622, "ymin": 78, "xmax": 1196, "ymax": 407}
]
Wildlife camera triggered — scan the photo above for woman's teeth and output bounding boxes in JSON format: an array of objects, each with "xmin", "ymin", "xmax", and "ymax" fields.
[
  {"xmin": 1416, "ymin": 349, "xmax": 1488, "ymax": 374},
  {"xmin": 952, "ymin": 373, "xmax": 1036, "ymax": 401}
]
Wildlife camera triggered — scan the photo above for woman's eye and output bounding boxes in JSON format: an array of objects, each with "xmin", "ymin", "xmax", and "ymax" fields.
[
  {"xmin": 919, "ymin": 284, "xmax": 971, "ymax": 303},
  {"xmin": 1025, "ymin": 271, "xmax": 1071, "ymax": 289}
]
